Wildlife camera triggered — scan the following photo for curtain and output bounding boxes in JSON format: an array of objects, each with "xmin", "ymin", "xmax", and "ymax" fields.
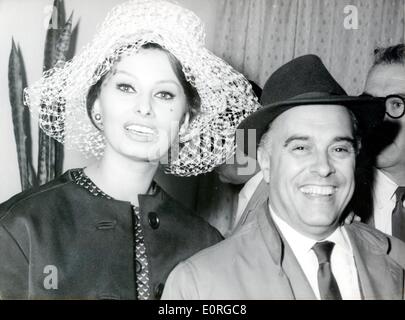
[{"xmin": 213, "ymin": 0, "xmax": 405, "ymax": 95}]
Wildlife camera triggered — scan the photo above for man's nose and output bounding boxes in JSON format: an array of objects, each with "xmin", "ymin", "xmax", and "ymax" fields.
[{"xmin": 310, "ymin": 151, "xmax": 336, "ymax": 177}]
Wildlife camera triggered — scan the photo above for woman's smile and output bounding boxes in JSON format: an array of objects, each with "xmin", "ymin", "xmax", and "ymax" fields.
[{"xmin": 124, "ymin": 122, "xmax": 159, "ymax": 142}]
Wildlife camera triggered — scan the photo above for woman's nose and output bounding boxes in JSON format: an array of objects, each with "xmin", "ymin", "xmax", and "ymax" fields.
[{"xmin": 134, "ymin": 95, "xmax": 153, "ymax": 117}]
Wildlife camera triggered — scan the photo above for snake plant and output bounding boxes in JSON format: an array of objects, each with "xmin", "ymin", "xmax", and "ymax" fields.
[{"xmin": 8, "ymin": 0, "xmax": 78, "ymax": 190}]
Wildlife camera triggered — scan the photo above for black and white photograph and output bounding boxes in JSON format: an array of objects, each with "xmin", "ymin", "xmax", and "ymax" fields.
[{"xmin": 0, "ymin": 0, "xmax": 404, "ymax": 306}]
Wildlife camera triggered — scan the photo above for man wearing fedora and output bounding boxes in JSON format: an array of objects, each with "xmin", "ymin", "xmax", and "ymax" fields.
[{"xmin": 162, "ymin": 55, "xmax": 405, "ymax": 300}]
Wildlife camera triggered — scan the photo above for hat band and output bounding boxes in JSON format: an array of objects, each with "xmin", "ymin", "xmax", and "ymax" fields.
[{"xmin": 290, "ymin": 91, "xmax": 347, "ymax": 100}]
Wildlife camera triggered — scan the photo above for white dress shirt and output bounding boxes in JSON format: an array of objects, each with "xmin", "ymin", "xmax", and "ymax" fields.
[
  {"xmin": 269, "ymin": 205, "xmax": 361, "ymax": 300},
  {"xmin": 233, "ymin": 171, "xmax": 263, "ymax": 230},
  {"xmin": 372, "ymin": 169, "xmax": 403, "ymax": 235}
]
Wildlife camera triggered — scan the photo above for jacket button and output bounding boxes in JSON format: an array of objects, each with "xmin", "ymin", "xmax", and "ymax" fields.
[
  {"xmin": 135, "ymin": 260, "xmax": 142, "ymax": 273},
  {"xmin": 154, "ymin": 283, "xmax": 164, "ymax": 299},
  {"xmin": 148, "ymin": 212, "xmax": 160, "ymax": 229}
]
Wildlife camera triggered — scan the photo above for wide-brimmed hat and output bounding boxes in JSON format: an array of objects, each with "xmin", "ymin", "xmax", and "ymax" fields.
[
  {"xmin": 24, "ymin": 0, "xmax": 260, "ymax": 176},
  {"xmin": 237, "ymin": 54, "xmax": 385, "ymax": 155}
]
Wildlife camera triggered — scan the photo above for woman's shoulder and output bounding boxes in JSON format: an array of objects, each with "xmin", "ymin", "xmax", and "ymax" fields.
[{"xmin": 0, "ymin": 170, "xmax": 77, "ymax": 221}]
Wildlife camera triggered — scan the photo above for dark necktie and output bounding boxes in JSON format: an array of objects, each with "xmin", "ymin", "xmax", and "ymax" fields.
[
  {"xmin": 392, "ymin": 187, "xmax": 405, "ymax": 242},
  {"xmin": 312, "ymin": 241, "xmax": 342, "ymax": 300}
]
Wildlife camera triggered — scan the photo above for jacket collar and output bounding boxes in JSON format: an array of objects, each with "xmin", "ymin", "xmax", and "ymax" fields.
[
  {"xmin": 345, "ymin": 223, "xmax": 404, "ymax": 299},
  {"xmin": 257, "ymin": 201, "xmax": 317, "ymax": 299},
  {"xmin": 65, "ymin": 168, "xmax": 162, "ymax": 204},
  {"xmin": 256, "ymin": 201, "xmax": 404, "ymax": 299},
  {"xmin": 257, "ymin": 200, "xmax": 284, "ymax": 267}
]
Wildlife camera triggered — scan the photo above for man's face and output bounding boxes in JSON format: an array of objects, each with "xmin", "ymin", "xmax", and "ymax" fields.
[
  {"xmin": 258, "ymin": 105, "xmax": 357, "ymax": 240},
  {"xmin": 364, "ymin": 64, "xmax": 405, "ymax": 173}
]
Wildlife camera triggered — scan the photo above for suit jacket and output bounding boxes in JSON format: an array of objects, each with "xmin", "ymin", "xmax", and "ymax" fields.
[
  {"xmin": 0, "ymin": 170, "xmax": 222, "ymax": 299},
  {"xmin": 162, "ymin": 200, "xmax": 405, "ymax": 300},
  {"xmin": 232, "ymin": 178, "xmax": 268, "ymax": 235}
]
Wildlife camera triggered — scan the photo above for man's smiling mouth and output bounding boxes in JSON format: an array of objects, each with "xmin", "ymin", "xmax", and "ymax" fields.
[{"xmin": 299, "ymin": 185, "xmax": 337, "ymax": 196}]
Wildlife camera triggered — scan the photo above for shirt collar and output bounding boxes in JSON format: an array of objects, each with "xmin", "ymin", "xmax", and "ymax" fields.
[
  {"xmin": 373, "ymin": 169, "xmax": 398, "ymax": 206},
  {"xmin": 269, "ymin": 204, "xmax": 353, "ymax": 257}
]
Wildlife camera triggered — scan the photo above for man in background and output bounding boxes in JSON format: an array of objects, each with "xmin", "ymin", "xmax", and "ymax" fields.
[{"xmin": 357, "ymin": 44, "xmax": 405, "ymax": 241}]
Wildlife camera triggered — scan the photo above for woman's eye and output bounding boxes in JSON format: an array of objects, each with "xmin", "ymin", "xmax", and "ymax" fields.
[
  {"xmin": 117, "ymin": 83, "xmax": 135, "ymax": 93},
  {"xmin": 155, "ymin": 91, "xmax": 175, "ymax": 100}
]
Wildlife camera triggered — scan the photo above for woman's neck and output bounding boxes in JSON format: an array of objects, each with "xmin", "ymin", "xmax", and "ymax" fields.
[{"xmin": 84, "ymin": 151, "xmax": 159, "ymax": 206}]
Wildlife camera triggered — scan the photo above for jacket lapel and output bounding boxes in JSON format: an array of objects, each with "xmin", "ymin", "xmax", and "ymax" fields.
[
  {"xmin": 233, "ymin": 179, "xmax": 268, "ymax": 233},
  {"xmin": 257, "ymin": 203, "xmax": 317, "ymax": 300},
  {"xmin": 345, "ymin": 224, "xmax": 404, "ymax": 299}
]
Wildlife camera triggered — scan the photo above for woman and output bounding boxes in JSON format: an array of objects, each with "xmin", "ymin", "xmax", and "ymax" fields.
[{"xmin": 0, "ymin": 0, "xmax": 259, "ymax": 299}]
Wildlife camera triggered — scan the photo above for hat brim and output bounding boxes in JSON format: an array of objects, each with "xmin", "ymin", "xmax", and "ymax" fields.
[{"xmin": 237, "ymin": 96, "xmax": 385, "ymax": 156}]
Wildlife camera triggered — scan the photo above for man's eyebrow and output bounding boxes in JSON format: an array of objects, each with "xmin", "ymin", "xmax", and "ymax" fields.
[
  {"xmin": 283, "ymin": 136, "xmax": 309, "ymax": 147},
  {"xmin": 333, "ymin": 137, "xmax": 356, "ymax": 146},
  {"xmin": 283, "ymin": 136, "xmax": 356, "ymax": 147}
]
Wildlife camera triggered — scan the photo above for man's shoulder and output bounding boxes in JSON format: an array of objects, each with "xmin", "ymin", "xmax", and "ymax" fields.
[
  {"xmin": 347, "ymin": 222, "xmax": 405, "ymax": 266},
  {"xmin": 348, "ymin": 222, "xmax": 390, "ymax": 243},
  {"xmin": 184, "ymin": 216, "xmax": 261, "ymax": 269}
]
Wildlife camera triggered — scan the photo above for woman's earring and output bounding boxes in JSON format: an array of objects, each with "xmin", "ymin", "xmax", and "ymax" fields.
[{"xmin": 93, "ymin": 113, "xmax": 104, "ymax": 131}]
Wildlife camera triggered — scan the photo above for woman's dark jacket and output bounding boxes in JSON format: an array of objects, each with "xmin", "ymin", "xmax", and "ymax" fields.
[{"xmin": 0, "ymin": 170, "xmax": 222, "ymax": 299}]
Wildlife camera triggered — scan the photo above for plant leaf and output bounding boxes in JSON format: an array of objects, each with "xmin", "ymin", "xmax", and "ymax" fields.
[
  {"xmin": 66, "ymin": 18, "xmax": 80, "ymax": 61},
  {"xmin": 43, "ymin": 0, "xmax": 66, "ymax": 71},
  {"xmin": 53, "ymin": 12, "xmax": 73, "ymax": 67},
  {"xmin": 8, "ymin": 39, "xmax": 37, "ymax": 190},
  {"xmin": 38, "ymin": 1, "xmax": 69, "ymax": 185}
]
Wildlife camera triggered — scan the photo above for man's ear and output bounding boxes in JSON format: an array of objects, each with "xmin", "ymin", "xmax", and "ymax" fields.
[{"xmin": 257, "ymin": 146, "xmax": 271, "ymax": 183}]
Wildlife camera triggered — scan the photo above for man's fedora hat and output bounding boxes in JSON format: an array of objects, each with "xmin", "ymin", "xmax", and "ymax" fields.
[{"xmin": 237, "ymin": 54, "xmax": 385, "ymax": 155}]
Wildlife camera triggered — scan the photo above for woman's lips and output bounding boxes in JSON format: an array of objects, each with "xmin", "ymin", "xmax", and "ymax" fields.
[{"xmin": 124, "ymin": 123, "xmax": 158, "ymax": 142}]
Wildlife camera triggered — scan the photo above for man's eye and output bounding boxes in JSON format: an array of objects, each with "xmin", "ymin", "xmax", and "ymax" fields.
[
  {"xmin": 117, "ymin": 84, "xmax": 135, "ymax": 93},
  {"xmin": 332, "ymin": 145, "xmax": 355, "ymax": 156},
  {"xmin": 156, "ymin": 92, "xmax": 175, "ymax": 100},
  {"xmin": 291, "ymin": 145, "xmax": 309, "ymax": 153}
]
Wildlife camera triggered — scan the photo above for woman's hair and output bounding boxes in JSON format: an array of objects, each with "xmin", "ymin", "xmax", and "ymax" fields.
[{"xmin": 86, "ymin": 43, "xmax": 200, "ymax": 129}]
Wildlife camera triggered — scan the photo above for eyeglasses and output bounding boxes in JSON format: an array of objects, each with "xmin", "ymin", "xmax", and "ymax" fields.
[
  {"xmin": 361, "ymin": 93, "xmax": 405, "ymax": 119},
  {"xmin": 384, "ymin": 95, "xmax": 405, "ymax": 119}
]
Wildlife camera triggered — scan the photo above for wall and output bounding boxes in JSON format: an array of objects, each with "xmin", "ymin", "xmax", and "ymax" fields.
[{"xmin": 0, "ymin": 0, "xmax": 221, "ymax": 202}]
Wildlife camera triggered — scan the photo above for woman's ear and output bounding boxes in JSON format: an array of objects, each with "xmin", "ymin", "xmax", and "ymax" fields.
[
  {"xmin": 91, "ymin": 99, "xmax": 104, "ymax": 131},
  {"xmin": 179, "ymin": 111, "xmax": 190, "ymax": 136}
]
